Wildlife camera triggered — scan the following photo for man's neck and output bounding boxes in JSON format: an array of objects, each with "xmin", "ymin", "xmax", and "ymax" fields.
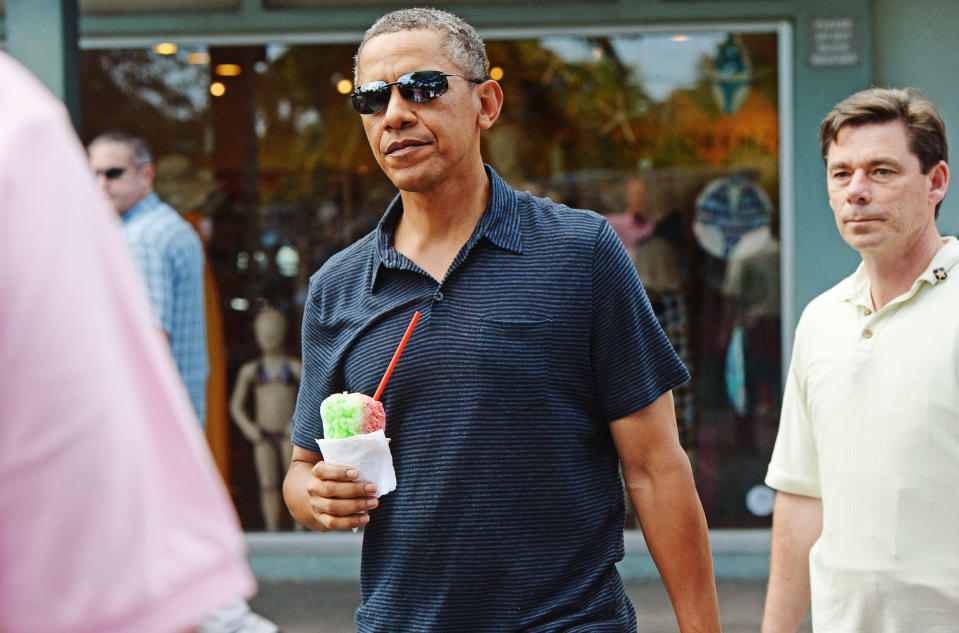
[
  {"xmin": 862, "ymin": 227, "xmax": 943, "ymax": 310},
  {"xmin": 120, "ymin": 191, "xmax": 154, "ymax": 218},
  {"xmin": 393, "ymin": 165, "xmax": 491, "ymax": 282}
]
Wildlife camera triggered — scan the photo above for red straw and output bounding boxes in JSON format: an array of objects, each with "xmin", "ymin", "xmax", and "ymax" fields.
[{"xmin": 372, "ymin": 311, "xmax": 421, "ymax": 401}]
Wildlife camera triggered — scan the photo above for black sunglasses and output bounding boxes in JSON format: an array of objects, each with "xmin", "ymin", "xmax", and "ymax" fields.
[
  {"xmin": 95, "ymin": 167, "xmax": 128, "ymax": 180},
  {"xmin": 351, "ymin": 70, "xmax": 484, "ymax": 115}
]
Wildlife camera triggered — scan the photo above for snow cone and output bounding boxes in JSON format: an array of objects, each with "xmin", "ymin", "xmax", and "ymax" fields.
[
  {"xmin": 314, "ymin": 311, "xmax": 420, "ymax": 501},
  {"xmin": 315, "ymin": 391, "xmax": 395, "ymax": 498}
]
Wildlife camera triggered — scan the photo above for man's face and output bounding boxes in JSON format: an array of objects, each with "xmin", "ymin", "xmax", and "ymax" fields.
[
  {"xmin": 825, "ymin": 120, "xmax": 946, "ymax": 256},
  {"xmin": 355, "ymin": 29, "xmax": 484, "ymax": 193},
  {"xmin": 88, "ymin": 141, "xmax": 154, "ymax": 215}
]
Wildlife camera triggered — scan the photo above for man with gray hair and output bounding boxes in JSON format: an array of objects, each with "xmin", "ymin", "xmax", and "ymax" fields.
[
  {"xmin": 88, "ymin": 133, "xmax": 282, "ymax": 633},
  {"xmin": 88, "ymin": 131, "xmax": 209, "ymax": 424},
  {"xmin": 285, "ymin": 7, "xmax": 720, "ymax": 632},
  {"xmin": 762, "ymin": 87, "xmax": 958, "ymax": 631}
]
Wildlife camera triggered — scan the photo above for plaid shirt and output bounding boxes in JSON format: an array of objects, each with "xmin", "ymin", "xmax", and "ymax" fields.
[{"xmin": 121, "ymin": 193, "xmax": 208, "ymax": 424}]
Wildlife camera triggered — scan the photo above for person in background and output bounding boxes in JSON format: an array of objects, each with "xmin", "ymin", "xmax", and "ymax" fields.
[
  {"xmin": 284, "ymin": 7, "xmax": 720, "ymax": 632},
  {"xmin": 88, "ymin": 131, "xmax": 209, "ymax": 424},
  {"xmin": 87, "ymin": 137, "xmax": 281, "ymax": 633},
  {"xmin": 761, "ymin": 87, "xmax": 958, "ymax": 632},
  {"xmin": 0, "ymin": 50, "xmax": 254, "ymax": 633}
]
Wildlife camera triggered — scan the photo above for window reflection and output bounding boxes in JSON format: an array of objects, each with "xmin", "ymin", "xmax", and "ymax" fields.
[{"xmin": 82, "ymin": 28, "xmax": 781, "ymax": 529}]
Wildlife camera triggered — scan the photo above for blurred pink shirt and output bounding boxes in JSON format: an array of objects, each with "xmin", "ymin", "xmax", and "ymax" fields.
[
  {"xmin": 605, "ymin": 212, "xmax": 655, "ymax": 250},
  {"xmin": 0, "ymin": 53, "xmax": 255, "ymax": 633}
]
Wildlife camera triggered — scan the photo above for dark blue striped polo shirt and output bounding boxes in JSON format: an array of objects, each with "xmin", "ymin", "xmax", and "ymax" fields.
[{"xmin": 292, "ymin": 166, "xmax": 689, "ymax": 632}]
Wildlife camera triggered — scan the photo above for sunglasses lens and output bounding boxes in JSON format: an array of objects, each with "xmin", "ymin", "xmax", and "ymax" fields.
[
  {"xmin": 350, "ymin": 72, "xmax": 456, "ymax": 114},
  {"xmin": 398, "ymin": 71, "xmax": 449, "ymax": 103},
  {"xmin": 351, "ymin": 81, "xmax": 390, "ymax": 114},
  {"xmin": 104, "ymin": 167, "xmax": 126, "ymax": 180}
]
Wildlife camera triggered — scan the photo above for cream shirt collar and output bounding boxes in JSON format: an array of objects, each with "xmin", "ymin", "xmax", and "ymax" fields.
[{"xmin": 840, "ymin": 236, "xmax": 959, "ymax": 309}]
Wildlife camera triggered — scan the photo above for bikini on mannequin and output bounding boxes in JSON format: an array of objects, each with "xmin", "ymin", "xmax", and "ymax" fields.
[{"xmin": 230, "ymin": 308, "xmax": 302, "ymax": 531}]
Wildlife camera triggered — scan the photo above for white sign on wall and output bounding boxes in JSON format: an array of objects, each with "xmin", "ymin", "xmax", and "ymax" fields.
[{"xmin": 808, "ymin": 16, "xmax": 859, "ymax": 67}]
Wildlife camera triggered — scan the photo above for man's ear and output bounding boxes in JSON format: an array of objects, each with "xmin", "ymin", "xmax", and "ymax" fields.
[
  {"xmin": 142, "ymin": 162, "xmax": 157, "ymax": 184},
  {"xmin": 928, "ymin": 159, "xmax": 949, "ymax": 208},
  {"xmin": 476, "ymin": 80, "xmax": 504, "ymax": 131}
]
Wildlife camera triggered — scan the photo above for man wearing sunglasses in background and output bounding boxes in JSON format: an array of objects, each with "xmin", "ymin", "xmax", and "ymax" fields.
[
  {"xmin": 87, "ymin": 133, "xmax": 282, "ymax": 633},
  {"xmin": 284, "ymin": 7, "xmax": 720, "ymax": 633},
  {"xmin": 88, "ymin": 132, "xmax": 209, "ymax": 426}
]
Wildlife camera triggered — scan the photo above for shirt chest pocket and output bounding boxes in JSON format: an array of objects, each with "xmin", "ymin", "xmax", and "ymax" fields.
[{"xmin": 473, "ymin": 318, "xmax": 551, "ymax": 413}]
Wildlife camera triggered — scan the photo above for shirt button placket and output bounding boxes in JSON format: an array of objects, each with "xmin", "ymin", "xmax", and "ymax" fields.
[
  {"xmin": 858, "ymin": 304, "xmax": 877, "ymax": 348},
  {"xmin": 859, "ymin": 312, "xmax": 878, "ymax": 350}
]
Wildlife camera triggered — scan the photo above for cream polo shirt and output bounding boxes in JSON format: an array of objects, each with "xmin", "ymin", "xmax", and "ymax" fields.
[{"xmin": 767, "ymin": 236, "xmax": 959, "ymax": 633}]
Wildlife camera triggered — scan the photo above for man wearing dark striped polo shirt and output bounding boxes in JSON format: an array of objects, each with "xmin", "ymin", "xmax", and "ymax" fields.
[{"xmin": 284, "ymin": 8, "xmax": 720, "ymax": 633}]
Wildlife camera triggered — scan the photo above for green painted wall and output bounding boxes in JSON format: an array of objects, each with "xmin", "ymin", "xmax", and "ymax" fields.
[
  {"xmin": 874, "ymin": 0, "xmax": 959, "ymax": 240},
  {"xmin": 4, "ymin": 0, "xmax": 80, "ymax": 129}
]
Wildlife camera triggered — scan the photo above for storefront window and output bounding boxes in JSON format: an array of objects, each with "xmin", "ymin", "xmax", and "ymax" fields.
[{"xmin": 81, "ymin": 25, "xmax": 782, "ymax": 529}]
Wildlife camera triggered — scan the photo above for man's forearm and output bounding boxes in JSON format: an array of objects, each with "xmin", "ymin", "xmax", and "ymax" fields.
[
  {"xmin": 761, "ymin": 561, "xmax": 810, "ymax": 633},
  {"xmin": 630, "ymin": 460, "xmax": 720, "ymax": 633},
  {"xmin": 760, "ymin": 492, "xmax": 821, "ymax": 633}
]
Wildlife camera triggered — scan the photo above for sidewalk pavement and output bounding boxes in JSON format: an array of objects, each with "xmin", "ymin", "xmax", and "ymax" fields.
[
  {"xmin": 244, "ymin": 530, "xmax": 811, "ymax": 632},
  {"xmin": 249, "ymin": 578, "xmax": 811, "ymax": 633}
]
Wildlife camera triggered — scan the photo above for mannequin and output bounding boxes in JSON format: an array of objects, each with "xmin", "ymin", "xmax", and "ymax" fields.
[{"xmin": 230, "ymin": 308, "xmax": 301, "ymax": 531}]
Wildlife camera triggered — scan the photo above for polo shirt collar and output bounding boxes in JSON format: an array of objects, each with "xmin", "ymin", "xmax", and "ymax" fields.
[
  {"xmin": 479, "ymin": 165, "xmax": 523, "ymax": 253},
  {"xmin": 920, "ymin": 235, "xmax": 959, "ymax": 282},
  {"xmin": 369, "ymin": 165, "xmax": 522, "ymax": 291},
  {"xmin": 121, "ymin": 192, "xmax": 160, "ymax": 224},
  {"xmin": 841, "ymin": 235, "xmax": 959, "ymax": 306}
]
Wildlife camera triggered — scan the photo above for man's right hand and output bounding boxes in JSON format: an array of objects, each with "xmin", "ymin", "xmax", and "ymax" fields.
[
  {"xmin": 307, "ymin": 461, "xmax": 379, "ymax": 530},
  {"xmin": 284, "ymin": 446, "xmax": 378, "ymax": 531}
]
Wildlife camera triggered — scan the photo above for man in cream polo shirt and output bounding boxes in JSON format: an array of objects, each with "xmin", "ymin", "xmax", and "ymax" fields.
[{"xmin": 761, "ymin": 87, "xmax": 959, "ymax": 632}]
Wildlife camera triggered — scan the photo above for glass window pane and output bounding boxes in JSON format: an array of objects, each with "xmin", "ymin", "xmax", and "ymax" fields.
[{"xmin": 81, "ymin": 27, "xmax": 782, "ymax": 530}]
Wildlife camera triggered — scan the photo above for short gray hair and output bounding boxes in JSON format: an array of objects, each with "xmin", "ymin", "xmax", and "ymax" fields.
[
  {"xmin": 354, "ymin": 7, "xmax": 489, "ymax": 84},
  {"xmin": 87, "ymin": 131, "xmax": 153, "ymax": 166}
]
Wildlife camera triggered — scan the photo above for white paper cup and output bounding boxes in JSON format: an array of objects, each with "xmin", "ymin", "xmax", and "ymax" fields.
[{"xmin": 316, "ymin": 429, "xmax": 396, "ymax": 497}]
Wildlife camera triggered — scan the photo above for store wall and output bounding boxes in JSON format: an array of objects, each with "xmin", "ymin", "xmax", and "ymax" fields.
[
  {"xmin": 778, "ymin": 0, "xmax": 872, "ymax": 327},
  {"xmin": 874, "ymin": 0, "xmax": 959, "ymax": 239},
  {"xmin": 3, "ymin": 0, "xmax": 80, "ymax": 128}
]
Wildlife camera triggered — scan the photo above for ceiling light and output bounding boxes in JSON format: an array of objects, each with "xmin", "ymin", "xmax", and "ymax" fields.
[
  {"xmin": 153, "ymin": 42, "xmax": 178, "ymax": 55},
  {"xmin": 215, "ymin": 63, "xmax": 242, "ymax": 77}
]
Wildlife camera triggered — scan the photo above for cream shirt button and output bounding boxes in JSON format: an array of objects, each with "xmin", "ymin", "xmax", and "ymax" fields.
[
  {"xmin": 863, "ymin": 329, "xmax": 873, "ymax": 339},
  {"xmin": 864, "ymin": 308, "xmax": 872, "ymax": 315}
]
